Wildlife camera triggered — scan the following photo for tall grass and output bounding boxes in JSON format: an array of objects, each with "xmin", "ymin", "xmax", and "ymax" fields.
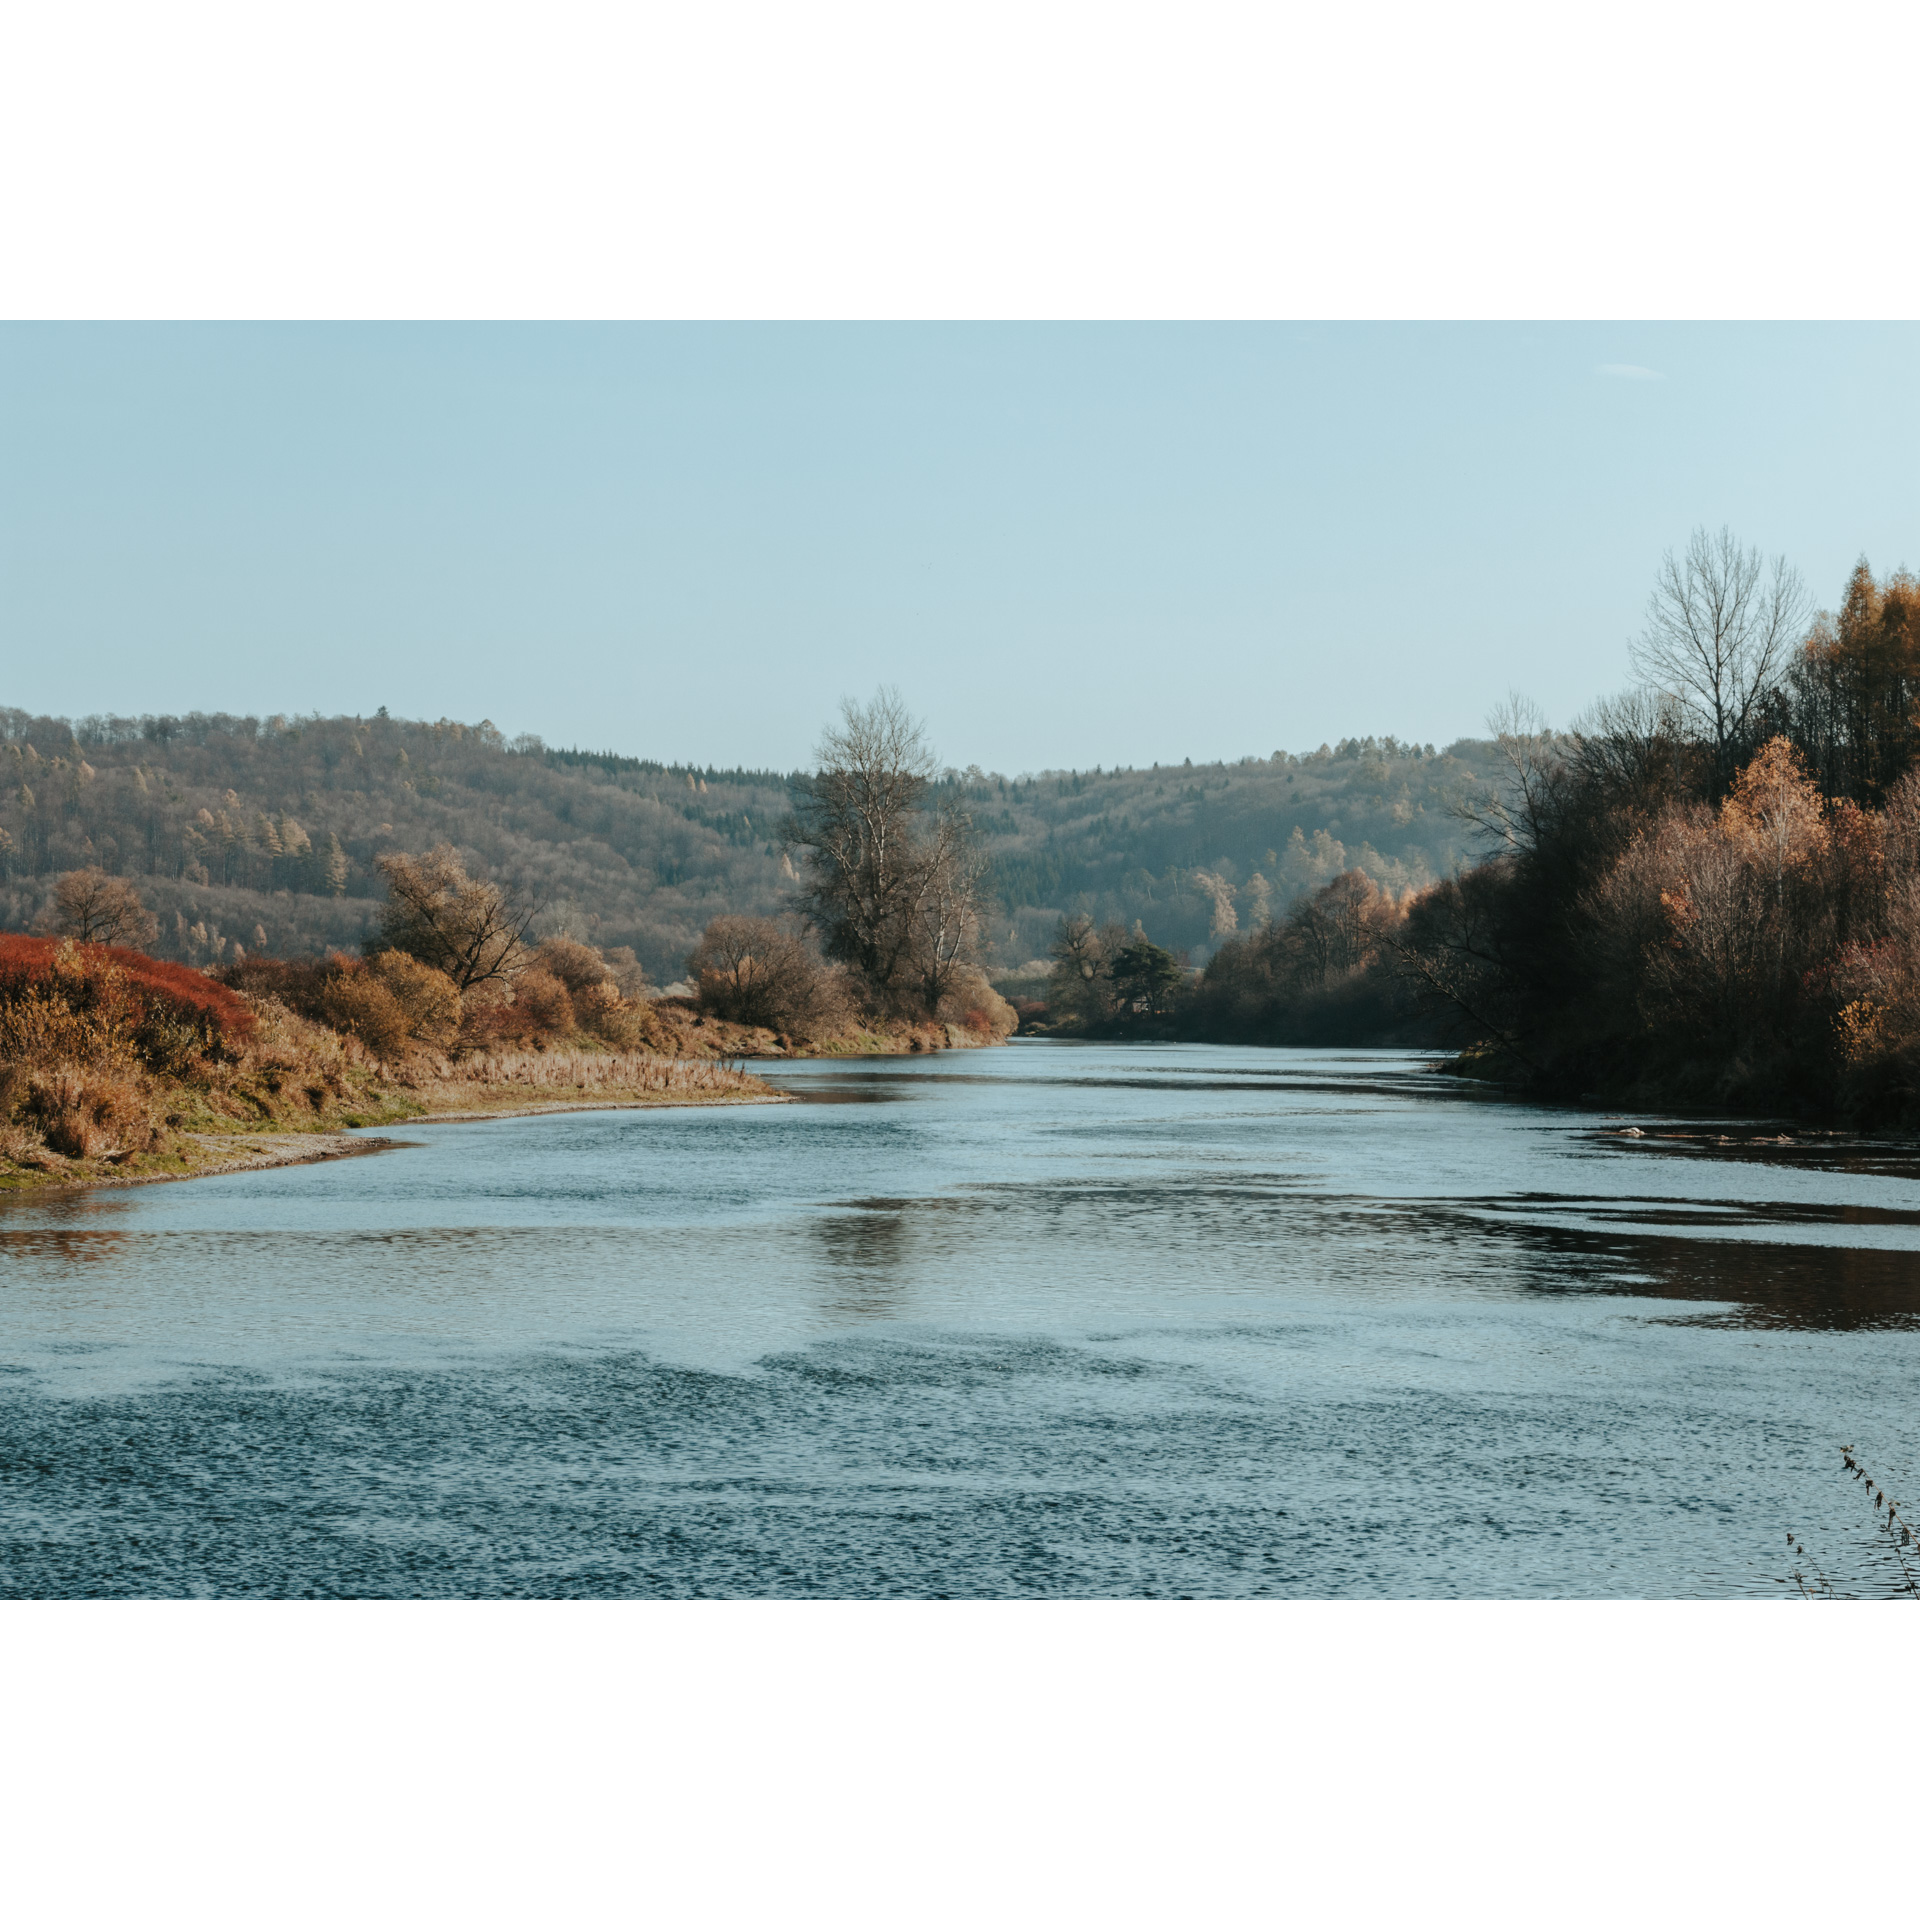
[{"xmin": 419, "ymin": 1047, "xmax": 768, "ymax": 1096}]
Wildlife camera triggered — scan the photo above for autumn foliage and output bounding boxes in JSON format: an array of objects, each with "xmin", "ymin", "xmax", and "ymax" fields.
[
  {"xmin": 0, "ymin": 935, "xmax": 257, "ymax": 1162},
  {"xmin": 0, "ymin": 934, "xmax": 255, "ymax": 1049}
]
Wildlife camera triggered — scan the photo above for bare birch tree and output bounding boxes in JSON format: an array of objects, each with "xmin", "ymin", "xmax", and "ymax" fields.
[{"xmin": 909, "ymin": 804, "xmax": 990, "ymax": 1015}]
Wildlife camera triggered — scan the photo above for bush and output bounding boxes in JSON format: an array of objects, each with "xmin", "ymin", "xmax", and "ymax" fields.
[
  {"xmin": 223, "ymin": 950, "xmax": 458, "ymax": 1055},
  {"xmin": 938, "ymin": 966, "xmax": 1019, "ymax": 1039},
  {"xmin": 509, "ymin": 969, "xmax": 576, "ymax": 1041},
  {"xmin": 368, "ymin": 949, "xmax": 462, "ymax": 1047},
  {"xmin": 222, "ymin": 954, "xmax": 334, "ymax": 1023},
  {"xmin": 689, "ymin": 916, "xmax": 847, "ymax": 1037},
  {"xmin": 22, "ymin": 1066, "xmax": 154, "ymax": 1160},
  {"xmin": 532, "ymin": 937, "xmax": 609, "ymax": 996},
  {"xmin": 572, "ymin": 977, "xmax": 652, "ymax": 1049},
  {"xmin": 318, "ymin": 967, "xmax": 411, "ymax": 1059},
  {"xmin": 0, "ymin": 934, "xmax": 254, "ymax": 1064}
]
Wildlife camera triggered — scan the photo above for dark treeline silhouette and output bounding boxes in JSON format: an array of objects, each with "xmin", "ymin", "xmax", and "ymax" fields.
[{"xmin": 1167, "ymin": 537, "xmax": 1920, "ymax": 1118}]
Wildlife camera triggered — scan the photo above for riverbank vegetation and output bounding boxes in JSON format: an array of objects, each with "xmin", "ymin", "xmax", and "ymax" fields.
[
  {"xmin": 18, "ymin": 532, "xmax": 1913, "ymax": 1121},
  {"xmin": 680, "ymin": 696, "xmax": 1015, "ymax": 1051},
  {"xmin": 0, "ymin": 843, "xmax": 777, "ymax": 1188},
  {"xmin": 1383, "ymin": 544, "xmax": 1920, "ymax": 1118},
  {"xmin": 0, "ymin": 696, "xmax": 1025, "ymax": 1187},
  {"xmin": 1029, "ymin": 534, "xmax": 1920, "ymax": 1122}
]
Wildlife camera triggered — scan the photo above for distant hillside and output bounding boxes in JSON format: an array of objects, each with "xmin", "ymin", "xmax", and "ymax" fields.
[
  {"xmin": 0, "ymin": 707, "xmax": 1505, "ymax": 977},
  {"xmin": 963, "ymin": 736, "xmax": 1501, "ymax": 966},
  {"xmin": 0, "ymin": 709, "xmax": 798, "ymax": 981}
]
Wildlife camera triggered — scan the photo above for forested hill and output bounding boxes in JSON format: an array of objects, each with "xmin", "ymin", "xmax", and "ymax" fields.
[
  {"xmin": 0, "ymin": 707, "xmax": 1502, "ymax": 978},
  {"xmin": 0, "ymin": 710, "xmax": 797, "ymax": 981},
  {"xmin": 970, "ymin": 738, "xmax": 1498, "ymax": 965}
]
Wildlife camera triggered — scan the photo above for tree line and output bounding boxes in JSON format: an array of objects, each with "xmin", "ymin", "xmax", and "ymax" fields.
[{"xmin": 1039, "ymin": 530, "xmax": 1920, "ymax": 1119}]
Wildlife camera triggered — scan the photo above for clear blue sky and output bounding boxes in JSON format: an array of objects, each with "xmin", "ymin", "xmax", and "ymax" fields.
[{"xmin": 3, "ymin": 324, "xmax": 1914, "ymax": 775}]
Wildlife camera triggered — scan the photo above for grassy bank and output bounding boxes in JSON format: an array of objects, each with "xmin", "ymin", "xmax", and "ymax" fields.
[{"xmin": 644, "ymin": 994, "xmax": 1016, "ymax": 1060}]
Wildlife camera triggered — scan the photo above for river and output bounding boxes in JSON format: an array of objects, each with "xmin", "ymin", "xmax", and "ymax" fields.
[{"xmin": 3, "ymin": 1040, "xmax": 1917, "ymax": 1596}]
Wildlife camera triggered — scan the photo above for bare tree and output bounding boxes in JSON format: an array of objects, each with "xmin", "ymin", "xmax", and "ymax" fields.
[
  {"xmin": 908, "ymin": 804, "xmax": 990, "ymax": 1016},
  {"xmin": 689, "ymin": 915, "xmax": 847, "ymax": 1036},
  {"xmin": 1568, "ymin": 686, "xmax": 1696, "ymax": 797},
  {"xmin": 787, "ymin": 690, "xmax": 987, "ymax": 1013},
  {"xmin": 1629, "ymin": 526, "xmax": 1811, "ymax": 783},
  {"xmin": 372, "ymin": 845, "xmax": 536, "ymax": 990},
  {"xmin": 1452, "ymin": 692, "xmax": 1567, "ymax": 854},
  {"xmin": 37, "ymin": 867, "xmax": 158, "ymax": 948}
]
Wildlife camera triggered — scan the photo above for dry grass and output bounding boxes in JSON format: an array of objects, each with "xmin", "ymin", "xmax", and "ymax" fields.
[
  {"xmin": 418, "ymin": 1047, "xmax": 769, "ymax": 1096},
  {"xmin": 2, "ymin": 949, "xmax": 780, "ymax": 1188}
]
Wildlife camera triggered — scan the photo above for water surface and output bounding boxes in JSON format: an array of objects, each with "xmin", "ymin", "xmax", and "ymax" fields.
[{"xmin": 3, "ymin": 1042, "xmax": 1916, "ymax": 1596}]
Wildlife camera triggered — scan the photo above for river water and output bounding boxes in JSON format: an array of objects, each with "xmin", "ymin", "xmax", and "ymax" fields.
[{"xmin": 3, "ymin": 1041, "xmax": 1917, "ymax": 1597}]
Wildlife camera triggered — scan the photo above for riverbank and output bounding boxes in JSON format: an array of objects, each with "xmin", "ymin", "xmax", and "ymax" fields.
[
  {"xmin": 643, "ymin": 995, "xmax": 1015, "ymax": 1059},
  {"xmin": 0, "ymin": 939, "xmax": 1008, "ymax": 1196},
  {"xmin": 0, "ymin": 1059, "xmax": 783, "ymax": 1190},
  {"xmin": 0, "ymin": 1076, "xmax": 787, "ymax": 1195}
]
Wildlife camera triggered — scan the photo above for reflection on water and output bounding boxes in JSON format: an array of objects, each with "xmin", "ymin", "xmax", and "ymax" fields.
[
  {"xmin": 2, "ymin": 1041, "xmax": 1917, "ymax": 1597},
  {"xmin": 814, "ymin": 1205, "xmax": 917, "ymax": 1317}
]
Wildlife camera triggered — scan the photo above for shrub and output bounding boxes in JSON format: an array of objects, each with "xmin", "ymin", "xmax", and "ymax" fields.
[
  {"xmin": 318, "ymin": 967, "xmax": 411, "ymax": 1059},
  {"xmin": 937, "ymin": 966, "xmax": 1019, "ymax": 1039},
  {"xmin": 223, "ymin": 954, "xmax": 334, "ymax": 1023},
  {"xmin": 7, "ymin": 1059, "xmax": 153, "ymax": 1159},
  {"xmin": 572, "ymin": 977, "xmax": 652, "ymax": 1049},
  {"xmin": 0, "ymin": 934, "xmax": 254, "ymax": 1061},
  {"xmin": 368, "ymin": 949, "xmax": 462, "ymax": 1047},
  {"xmin": 510, "ymin": 969, "xmax": 576, "ymax": 1041},
  {"xmin": 20, "ymin": 1065, "xmax": 154, "ymax": 1160},
  {"xmin": 466, "ymin": 938, "xmax": 658, "ymax": 1051},
  {"xmin": 532, "ymin": 936, "xmax": 609, "ymax": 996},
  {"xmin": 689, "ymin": 916, "xmax": 848, "ymax": 1037}
]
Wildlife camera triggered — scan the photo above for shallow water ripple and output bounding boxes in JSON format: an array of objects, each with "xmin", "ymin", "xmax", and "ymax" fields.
[{"xmin": 3, "ymin": 1043, "xmax": 1917, "ymax": 1597}]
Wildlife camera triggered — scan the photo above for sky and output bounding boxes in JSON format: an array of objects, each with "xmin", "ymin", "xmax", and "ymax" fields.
[{"xmin": 3, "ymin": 323, "xmax": 1916, "ymax": 776}]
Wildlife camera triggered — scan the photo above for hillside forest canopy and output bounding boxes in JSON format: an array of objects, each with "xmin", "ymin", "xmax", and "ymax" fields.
[{"xmin": 0, "ymin": 704, "xmax": 1498, "ymax": 980}]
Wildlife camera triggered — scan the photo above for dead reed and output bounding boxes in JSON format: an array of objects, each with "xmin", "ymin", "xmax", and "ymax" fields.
[
  {"xmin": 1787, "ymin": 1445, "xmax": 1920, "ymax": 1599},
  {"xmin": 421, "ymin": 1047, "xmax": 769, "ymax": 1096}
]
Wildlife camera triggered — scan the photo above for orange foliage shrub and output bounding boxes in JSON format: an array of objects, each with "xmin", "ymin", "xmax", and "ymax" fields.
[
  {"xmin": 318, "ymin": 969, "xmax": 411, "ymax": 1060},
  {"xmin": 505, "ymin": 970, "xmax": 575, "ymax": 1040}
]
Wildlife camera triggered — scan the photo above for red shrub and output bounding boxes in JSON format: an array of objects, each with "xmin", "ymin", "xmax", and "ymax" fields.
[
  {"xmin": 221, "ymin": 953, "xmax": 335, "ymax": 1023},
  {"xmin": 0, "ymin": 934, "xmax": 256, "ymax": 1047}
]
